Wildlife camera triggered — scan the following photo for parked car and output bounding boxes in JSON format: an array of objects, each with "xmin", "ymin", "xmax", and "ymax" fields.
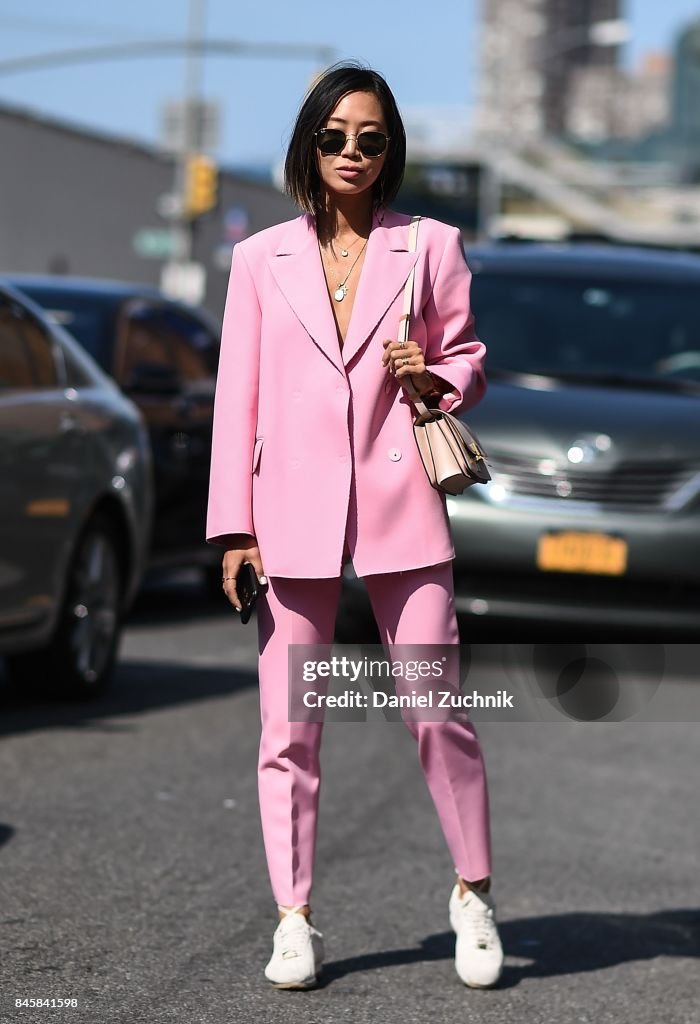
[
  {"xmin": 342, "ymin": 243, "xmax": 700, "ymax": 636},
  {"xmin": 0, "ymin": 282, "xmax": 153, "ymax": 696},
  {"xmin": 4, "ymin": 276, "xmax": 221, "ymax": 589}
]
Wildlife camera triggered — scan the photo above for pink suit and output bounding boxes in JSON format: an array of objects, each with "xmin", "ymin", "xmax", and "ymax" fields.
[
  {"xmin": 206, "ymin": 206, "xmax": 493, "ymax": 906},
  {"xmin": 205, "ymin": 206, "xmax": 487, "ymax": 577}
]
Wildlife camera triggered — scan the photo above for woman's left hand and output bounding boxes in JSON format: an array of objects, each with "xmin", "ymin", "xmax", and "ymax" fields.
[{"xmin": 382, "ymin": 338, "xmax": 429, "ymax": 387}]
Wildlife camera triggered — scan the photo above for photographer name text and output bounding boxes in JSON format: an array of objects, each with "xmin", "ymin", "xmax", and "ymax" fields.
[{"xmin": 302, "ymin": 689, "xmax": 515, "ymax": 709}]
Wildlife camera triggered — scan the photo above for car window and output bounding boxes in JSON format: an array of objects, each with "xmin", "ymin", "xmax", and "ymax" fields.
[
  {"xmin": 11, "ymin": 288, "xmax": 115, "ymax": 368},
  {"xmin": 117, "ymin": 304, "xmax": 217, "ymax": 388},
  {"xmin": 0, "ymin": 299, "xmax": 58, "ymax": 389},
  {"xmin": 168, "ymin": 311, "xmax": 218, "ymax": 381},
  {"xmin": 118, "ymin": 305, "xmax": 174, "ymax": 388},
  {"xmin": 471, "ymin": 274, "xmax": 700, "ymax": 382}
]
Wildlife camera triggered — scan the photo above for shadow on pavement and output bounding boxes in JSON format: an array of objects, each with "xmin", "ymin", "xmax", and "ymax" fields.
[
  {"xmin": 126, "ymin": 568, "xmax": 234, "ymax": 629},
  {"xmin": 317, "ymin": 907, "xmax": 699, "ymax": 987},
  {"xmin": 0, "ymin": 660, "xmax": 257, "ymax": 738},
  {"xmin": 0, "ymin": 823, "xmax": 15, "ymax": 848}
]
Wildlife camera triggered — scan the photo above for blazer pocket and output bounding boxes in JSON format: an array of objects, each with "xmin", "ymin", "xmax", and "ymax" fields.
[{"xmin": 252, "ymin": 436, "xmax": 264, "ymax": 473}]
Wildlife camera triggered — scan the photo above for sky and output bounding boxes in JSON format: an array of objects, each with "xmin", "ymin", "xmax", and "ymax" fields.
[{"xmin": 0, "ymin": 1, "xmax": 698, "ymax": 168}]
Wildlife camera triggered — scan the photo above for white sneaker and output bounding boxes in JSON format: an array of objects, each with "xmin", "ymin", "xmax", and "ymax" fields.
[
  {"xmin": 263, "ymin": 911, "xmax": 324, "ymax": 989},
  {"xmin": 449, "ymin": 883, "xmax": 504, "ymax": 988}
]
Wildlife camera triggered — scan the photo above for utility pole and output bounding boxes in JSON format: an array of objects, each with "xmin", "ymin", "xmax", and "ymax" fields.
[
  {"xmin": 162, "ymin": 0, "xmax": 209, "ymax": 304},
  {"xmin": 181, "ymin": 0, "xmax": 206, "ymax": 263}
]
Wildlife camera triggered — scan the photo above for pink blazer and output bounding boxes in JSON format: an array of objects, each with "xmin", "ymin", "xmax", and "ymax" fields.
[{"xmin": 206, "ymin": 206, "xmax": 487, "ymax": 578}]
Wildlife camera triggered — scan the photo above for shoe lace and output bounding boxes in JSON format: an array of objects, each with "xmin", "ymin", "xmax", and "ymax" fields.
[
  {"xmin": 277, "ymin": 914, "xmax": 310, "ymax": 960},
  {"xmin": 460, "ymin": 895, "xmax": 498, "ymax": 950}
]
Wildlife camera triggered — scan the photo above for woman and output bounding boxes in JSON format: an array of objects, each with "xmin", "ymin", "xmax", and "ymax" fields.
[{"xmin": 206, "ymin": 62, "xmax": 504, "ymax": 991}]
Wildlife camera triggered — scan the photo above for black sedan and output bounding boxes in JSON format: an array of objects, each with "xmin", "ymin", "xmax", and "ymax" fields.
[
  {"xmin": 0, "ymin": 283, "xmax": 153, "ymax": 696},
  {"xmin": 3, "ymin": 276, "xmax": 221, "ymax": 589}
]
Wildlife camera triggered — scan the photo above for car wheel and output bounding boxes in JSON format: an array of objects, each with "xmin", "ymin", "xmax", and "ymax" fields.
[{"xmin": 6, "ymin": 515, "xmax": 123, "ymax": 699}]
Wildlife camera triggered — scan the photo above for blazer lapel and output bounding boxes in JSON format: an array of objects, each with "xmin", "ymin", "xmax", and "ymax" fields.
[
  {"xmin": 267, "ymin": 209, "xmax": 419, "ymax": 375},
  {"xmin": 341, "ymin": 209, "xmax": 419, "ymax": 368},
  {"xmin": 268, "ymin": 214, "xmax": 345, "ymax": 375}
]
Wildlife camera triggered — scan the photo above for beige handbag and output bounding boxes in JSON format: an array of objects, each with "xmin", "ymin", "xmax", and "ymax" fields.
[{"xmin": 400, "ymin": 215, "xmax": 491, "ymax": 496}]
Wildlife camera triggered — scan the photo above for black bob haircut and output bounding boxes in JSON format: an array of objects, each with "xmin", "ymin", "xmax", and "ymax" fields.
[{"xmin": 284, "ymin": 61, "xmax": 406, "ymax": 216}]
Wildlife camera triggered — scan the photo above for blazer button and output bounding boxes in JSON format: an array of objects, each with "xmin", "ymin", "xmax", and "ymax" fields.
[{"xmin": 388, "ymin": 447, "xmax": 402, "ymax": 461}]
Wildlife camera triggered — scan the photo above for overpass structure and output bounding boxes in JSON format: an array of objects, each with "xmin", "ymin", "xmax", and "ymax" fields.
[
  {"xmin": 409, "ymin": 135, "xmax": 700, "ymax": 249},
  {"xmin": 484, "ymin": 142, "xmax": 700, "ymax": 248}
]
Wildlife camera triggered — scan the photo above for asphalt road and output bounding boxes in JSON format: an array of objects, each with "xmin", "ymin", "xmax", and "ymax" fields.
[{"xmin": 1, "ymin": 572, "xmax": 698, "ymax": 1024}]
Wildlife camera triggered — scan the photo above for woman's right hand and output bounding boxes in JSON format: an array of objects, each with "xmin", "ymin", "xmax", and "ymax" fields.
[{"xmin": 221, "ymin": 534, "xmax": 267, "ymax": 611}]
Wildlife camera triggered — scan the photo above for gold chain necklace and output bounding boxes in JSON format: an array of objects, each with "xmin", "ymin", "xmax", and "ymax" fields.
[
  {"xmin": 337, "ymin": 233, "xmax": 364, "ymax": 258},
  {"xmin": 322, "ymin": 238, "xmax": 369, "ymax": 302}
]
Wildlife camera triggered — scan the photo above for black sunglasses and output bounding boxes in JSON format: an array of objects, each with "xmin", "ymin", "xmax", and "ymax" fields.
[{"xmin": 314, "ymin": 128, "xmax": 390, "ymax": 158}]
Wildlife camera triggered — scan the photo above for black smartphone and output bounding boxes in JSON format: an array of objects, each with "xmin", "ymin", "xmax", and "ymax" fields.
[{"xmin": 236, "ymin": 561, "xmax": 261, "ymax": 624}]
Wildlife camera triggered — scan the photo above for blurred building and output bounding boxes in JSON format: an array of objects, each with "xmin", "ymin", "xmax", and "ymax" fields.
[
  {"xmin": 474, "ymin": 0, "xmax": 548, "ymax": 142},
  {"xmin": 669, "ymin": 18, "xmax": 700, "ymax": 167},
  {"xmin": 475, "ymin": 0, "xmax": 623, "ymax": 143},
  {"xmin": 604, "ymin": 18, "xmax": 700, "ymax": 176},
  {"xmin": 567, "ymin": 51, "xmax": 671, "ymax": 143},
  {"xmin": 543, "ymin": 0, "xmax": 621, "ymax": 136},
  {"xmin": 0, "ymin": 100, "xmax": 296, "ymax": 317}
]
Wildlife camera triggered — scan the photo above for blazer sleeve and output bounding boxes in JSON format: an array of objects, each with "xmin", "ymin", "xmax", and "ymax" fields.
[
  {"xmin": 206, "ymin": 243, "xmax": 261, "ymax": 545},
  {"xmin": 422, "ymin": 226, "xmax": 487, "ymax": 416}
]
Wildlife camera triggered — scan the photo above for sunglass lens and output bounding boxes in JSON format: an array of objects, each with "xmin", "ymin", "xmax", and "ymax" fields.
[
  {"xmin": 358, "ymin": 132, "xmax": 387, "ymax": 157},
  {"xmin": 317, "ymin": 129, "xmax": 346, "ymax": 154}
]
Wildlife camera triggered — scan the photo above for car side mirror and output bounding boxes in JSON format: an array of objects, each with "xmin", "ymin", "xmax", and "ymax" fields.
[{"xmin": 124, "ymin": 362, "xmax": 181, "ymax": 395}]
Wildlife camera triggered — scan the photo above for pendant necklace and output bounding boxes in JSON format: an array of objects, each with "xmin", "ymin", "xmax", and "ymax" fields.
[
  {"xmin": 338, "ymin": 234, "xmax": 364, "ymax": 258},
  {"xmin": 330, "ymin": 238, "xmax": 369, "ymax": 302}
]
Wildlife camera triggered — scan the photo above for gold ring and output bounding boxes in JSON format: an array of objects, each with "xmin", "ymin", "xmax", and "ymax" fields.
[{"xmin": 402, "ymin": 357, "xmax": 410, "ymax": 366}]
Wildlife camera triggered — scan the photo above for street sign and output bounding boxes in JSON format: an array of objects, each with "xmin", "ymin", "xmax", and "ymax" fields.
[
  {"xmin": 133, "ymin": 228, "xmax": 177, "ymax": 259},
  {"xmin": 224, "ymin": 206, "xmax": 249, "ymax": 243},
  {"xmin": 157, "ymin": 193, "xmax": 184, "ymax": 219},
  {"xmin": 160, "ymin": 99, "xmax": 220, "ymax": 153},
  {"xmin": 160, "ymin": 261, "xmax": 206, "ymax": 306}
]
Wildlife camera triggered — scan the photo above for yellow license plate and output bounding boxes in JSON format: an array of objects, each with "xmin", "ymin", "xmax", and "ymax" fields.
[{"xmin": 536, "ymin": 531, "xmax": 628, "ymax": 575}]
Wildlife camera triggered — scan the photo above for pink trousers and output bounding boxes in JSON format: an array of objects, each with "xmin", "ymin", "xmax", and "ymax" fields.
[{"xmin": 255, "ymin": 559, "xmax": 492, "ymax": 906}]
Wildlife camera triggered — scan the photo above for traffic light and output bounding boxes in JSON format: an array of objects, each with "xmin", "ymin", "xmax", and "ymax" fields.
[{"xmin": 185, "ymin": 154, "xmax": 218, "ymax": 218}]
